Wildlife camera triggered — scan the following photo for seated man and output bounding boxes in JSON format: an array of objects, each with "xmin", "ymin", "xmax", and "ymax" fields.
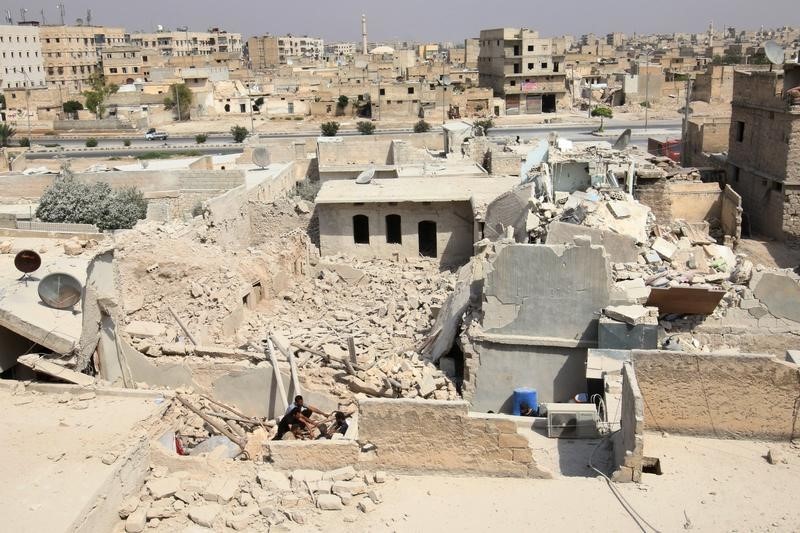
[
  {"xmin": 319, "ymin": 411, "xmax": 349, "ymax": 439},
  {"xmin": 273, "ymin": 406, "xmax": 316, "ymax": 440}
]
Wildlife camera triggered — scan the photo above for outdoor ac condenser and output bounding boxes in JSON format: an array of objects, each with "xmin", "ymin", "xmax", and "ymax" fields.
[{"xmin": 546, "ymin": 403, "xmax": 600, "ymax": 439}]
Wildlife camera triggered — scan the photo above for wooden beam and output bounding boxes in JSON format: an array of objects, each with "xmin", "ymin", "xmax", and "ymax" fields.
[
  {"xmin": 270, "ymin": 332, "xmax": 302, "ymax": 397},
  {"xmin": 176, "ymin": 395, "xmax": 246, "ymax": 452},
  {"xmin": 16, "ymin": 354, "xmax": 95, "ymax": 387},
  {"xmin": 266, "ymin": 338, "xmax": 289, "ymax": 414},
  {"xmin": 168, "ymin": 306, "xmax": 199, "ymax": 346}
]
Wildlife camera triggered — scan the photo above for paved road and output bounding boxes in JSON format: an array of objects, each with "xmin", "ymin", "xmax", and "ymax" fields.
[{"xmin": 26, "ymin": 119, "xmax": 681, "ymax": 157}]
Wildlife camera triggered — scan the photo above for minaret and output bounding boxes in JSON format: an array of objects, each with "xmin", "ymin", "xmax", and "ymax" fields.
[
  {"xmin": 708, "ymin": 21, "xmax": 714, "ymax": 47},
  {"xmin": 361, "ymin": 14, "xmax": 368, "ymax": 55}
]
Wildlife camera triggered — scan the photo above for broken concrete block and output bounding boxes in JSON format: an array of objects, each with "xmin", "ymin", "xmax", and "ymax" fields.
[
  {"xmin": 367, "ymin": 489, "xmax": 383, "ymax": 504},
  {"xmin": 257, "ymin": 469, "xmax": 291, "ymax": 491},
  {"xmin": 147, "ymin": 477, "xmax": 180, "ymax": 500},
  {"xmin": 203, "ymin": 477, "xmax": 238, "ymax": 503},
  {"xmin": 325, "ymin": 466, "xmax": 356, "ymax": 482},
  {"xmin": 291, "ymin": 469, "xmax": 324, "ymax": 484},
  {"xmin": 317, "ymin": 494, "xmax": 344, "ymax": 511},
  {"xmin": 604, "ymin": 305, "xmax": 658, "ymax": 326},
  {"xmin": 651, "ymin": 238, "xmax": 677, "ymax": 261},
  {"xmin": 417, "ymin": 371, "xmax": 436, "ymax": 398},
  {"xmin": 357, "ymin": 499, "xmax": 376, "ymax": 513},
  {"xmin": 643, "ymin": 251, "xmax": 661, "ymax": 264},
  {"xmin": 498, "ymin": 433, "xmax": 529, "ymax": 449},
  {"xmin": 786, "ymin": 350, "xmax": 800, "ymax": 365},
  {"xmin": 332, "ymin": 480, "xmax": 367, "ymax": 495},
  {"xmin": 739, "ymin": 299, "xmax": 762, "ymax": 310},
  {"xmin": 124, "ymin": 508, "xmax": 147, "ymax": 533},
  {"xmin": 63, "ymin": 240, "xmax": 83, "ymax": 256},
  {"xmin": 118, "ymin": 496, "xmax": 140, "ymax": 519},
  {"xmin": 188, "ymin": 503, "xmax": 222, "ymax": 528},
  {"xmin": 749, "ymin": 306, "xmax": 770, "ymax": 319},
  {"xmin": 125, "ymin": 321, "xmax": 167, "ymax": 339},
  {"xmin": 525, "ymin": 212, "xmax": 541, "ymax": 232},
  {"xmin": 608, "ymin": 201, "xmax": 631, "ymax": 219},
  {"xmin": 338, "ymin": 491, "xmax": 354, "ymax": 506},
  {"xmin": 767, "ymin": 448, "xmax": 787, "ymax": 465}
]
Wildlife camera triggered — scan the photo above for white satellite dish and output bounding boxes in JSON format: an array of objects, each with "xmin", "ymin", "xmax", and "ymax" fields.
[
  {"xmin": 355, "ymin": 167, "xmax": 375, "ymax": 184},
  {"xmin": 764, "ymin": 40, "xmax": 786, "ymax": 68},
  {"xmin": 252, "ymin": 146, "xmax": 270, "ymax": 169}
]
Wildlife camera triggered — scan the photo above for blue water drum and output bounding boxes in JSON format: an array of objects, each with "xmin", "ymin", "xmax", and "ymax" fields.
[{"xmin": 512, "ymin": 388, "xmax": 539, "ymax": 416}]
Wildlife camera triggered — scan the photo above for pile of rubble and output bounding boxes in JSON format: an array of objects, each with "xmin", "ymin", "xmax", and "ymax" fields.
[{"xmin": 121, "ymin": 463, "xmax": 389, "ymax": 532}]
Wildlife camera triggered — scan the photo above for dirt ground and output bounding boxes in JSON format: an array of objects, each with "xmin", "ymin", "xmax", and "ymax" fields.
[
  {"xmin": 736, "ymin": 237, "xmax": 800, "ymax": 270},
  {"xmin": 332, "ymin": 434, "xmax": 800, "ymax": 533}
]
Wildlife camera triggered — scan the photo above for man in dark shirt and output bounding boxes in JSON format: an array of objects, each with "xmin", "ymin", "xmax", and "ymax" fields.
[{"xmin": 273, "ymin": 406, "xmax": 316, "ymax": 440}]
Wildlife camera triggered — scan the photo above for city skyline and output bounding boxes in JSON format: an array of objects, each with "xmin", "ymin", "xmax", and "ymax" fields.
[{"xmin": 2, "ymin": 0, "xmax": 797, "ymax": 43}]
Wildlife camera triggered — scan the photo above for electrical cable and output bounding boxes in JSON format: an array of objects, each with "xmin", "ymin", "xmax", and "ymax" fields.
[{"xmin": 589, "ymin": 430, "xmax": 662, "ymax": 533}]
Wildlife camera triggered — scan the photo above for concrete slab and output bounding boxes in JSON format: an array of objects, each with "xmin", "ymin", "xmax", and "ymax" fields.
[
  {"xmin": 598, "ymin": 317, "xmax": 658, "ymax": 350},
  {"xmin": 0, "ymin": 384, "xmax": 165, "ymax": 533},
  {"xmin": 545, "ymin": 221, "xmax": 638, "ymax": 263},
  {"xmin": 0, "ymin": 237, "xmax": 92, "ymax": 356},
  {"xmin": 752, "ymin": 272, "xmax": 800, "ymax": 323}
]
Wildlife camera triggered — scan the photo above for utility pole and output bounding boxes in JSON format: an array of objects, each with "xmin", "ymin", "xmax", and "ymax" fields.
[
  {"xmin": 248, "ymin": 89, "xmax": 255, "ymax": 134},
  {"xmin": 57, "ymin": 3, "xmax": 65, "ymax": 26},
  {"xmin": 174, "ymin": 84, "xmax": 181, "ymax": 122},
  {"xmin": 681, "ymin": 77, "xmax": 692, "ymax": 167},
  {"xmin": 569, "ymin": 64, "xmax": 575, "ymax": 108},
  {"xmin": 441, "ymin": 60, "xmax": 446, "ymax": 124},
  {"xmin": 40, "ymin": 9, "xmax": 45, "ymax": 24},
  {"xmin": 644, "ymin": 48, "xmax": 652, "ymax": 131},
  {"xmin": 588, "ymin": 77, "xmax": 592, "ymax": 118},
  {"xmin": 22, "ymin": 72, "xmax": 32, "ymax": 146}
]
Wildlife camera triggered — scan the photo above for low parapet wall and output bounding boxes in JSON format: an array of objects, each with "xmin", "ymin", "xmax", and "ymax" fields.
[
  {"xmin": 357, "ymin": 398, "xmax": 551, "ymax": 478},
  {"xmin": 612, "ymin": 362, "xmax": 645, "ymax": 483},
  {"xmin": 633, "ymin": 350, "xmax": 800, "ymax": 440}
]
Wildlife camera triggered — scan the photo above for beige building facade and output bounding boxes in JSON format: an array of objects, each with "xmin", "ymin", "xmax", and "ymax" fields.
[
  {"xmin": 478, "ymin": 28, "xmax": 567, "ymax": 114},
  {"xmin": 0, "ymin": 24, "xmax": 46, "ymax": 90},
  {"xmin": 102, "ymin": 46, "xmax": 143, "ymax": 85},
  {"xmin": 131, "ymin": 28, "xmax": 242, "ymax": 58}
]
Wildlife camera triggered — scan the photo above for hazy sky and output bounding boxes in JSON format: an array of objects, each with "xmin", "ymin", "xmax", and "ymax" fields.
[{"xmin": 7, "ymin": 0, "xmax": 798, "ymax": 42}]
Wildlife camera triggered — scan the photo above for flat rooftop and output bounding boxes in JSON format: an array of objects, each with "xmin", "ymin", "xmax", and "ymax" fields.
[{"xmin": 315, "ymin": 177, "xmax": 518, "ymax": 205}]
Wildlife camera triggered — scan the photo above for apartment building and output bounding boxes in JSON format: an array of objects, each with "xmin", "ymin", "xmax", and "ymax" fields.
[
  {"xmin": 247, "ymin": 35, "xmax": 279, "ymax": 70},
  {"xmin": 0, "ymin": 24, "xmax": 46, "ymax": 89},
  {"xmin": 247, "ymin": 34, "xmax": 323, "ymax": 68},
  {"xmin": 277, "ymin": 35, "xmax": 324, "ymax": 62},
  {"xmin": 326, "ymin": 42, "xmax": 357, "ymax": 57},
  {"xmin": 40, "ymin": 25, "xmax": 128, "ymax": 93},
  {"xmin": 478, "ymin": 28, "xmax": 567, "ymax": 114},
  {"xmin": 102, "ymin": 46, "xmax": 144, "ymax": 84},
  {"xmin": 131, "ymin": 28, "xmax": 242, "ymax": 58}
]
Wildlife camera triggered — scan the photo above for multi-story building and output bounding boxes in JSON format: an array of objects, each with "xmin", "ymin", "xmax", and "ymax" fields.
[
  {"xmin": 0, "ymin": 24, "xmax": 46, "ymax": 89},
  {"xmin": 131, "ymin": 28, "xmax": 242, "ymax": 58},
  {"xmin": 464, "ymin": 38, "xmax": 480, "ymax": 69},
  {"xmin": 277, "ymin": 35, "xmax": 323, "ymax": 62},
  {"xmin": 102, "ymin": 45, "xmax": 144, "ymax": 85},
  {"xmin": 478, "ymin": 28, "xmax": 567, "ymax": 114},
  {"xmin": 726, "ymin": 64, "xmax": 800, "ymax": 243},
  {"xmin": 40, "ymin": 25, "xmax": 128, "ymax": 93},
  {"xmin": 247, "ymin": 35, "xmax": 279, "ymax": 69},
  {"xmin": 326, "ymin": 42, "xmax": 356, "ymax": 58}
]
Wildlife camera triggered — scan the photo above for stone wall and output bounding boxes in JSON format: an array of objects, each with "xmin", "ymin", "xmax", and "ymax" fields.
[
  {"xmin": 357, "ymin": 398, "xmax": 550, "ymax": 478},
  {"xmin": 633, "ymin": 350, "xmax": 800, "ymax": 440},
  {"xmin": 317, "ymin": 201, "xmax": 475, "ymax": 267},
  {"xmin": 316, "ymin": 132, "xmax": 443, "ymax": 168},
  {"xmin": 665, "ymin": 181, "xmax": 723, "ymax": 223},
  {"xmin": 267, "ymin": 440, "xmax": 361, "ymax": 471},
  {"xmin": 721, "ymin": 185, "xmax": 743, "ymax": 240},
  {"xmin": 635, "ymin": 178, "xmax": 671, "ymax": 225},
  {"xmin": 612, "ymin": 362, "xmax": 644, "ymax": 483},
  {"xmin": 53, "ymin": 118, "xmax": 135, "ymax": 131}
]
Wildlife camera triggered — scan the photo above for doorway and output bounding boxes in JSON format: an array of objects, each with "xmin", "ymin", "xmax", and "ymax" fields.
[
  {"xmin": 542, "ymin": 94, "xmax": 557, "ymax": 113},
  {"xmin": 418, "ymin": 220, "xmax": 437, "ymax": 258}
]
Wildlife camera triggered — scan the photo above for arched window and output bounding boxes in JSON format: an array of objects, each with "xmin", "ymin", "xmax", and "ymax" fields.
[
  {"xmin": 385, "ymin": 214, "xmax": 401, "ymax": 244},
  {"xmin": 353, "ymin": 215, "xmax": 369, "ymax": 244}
]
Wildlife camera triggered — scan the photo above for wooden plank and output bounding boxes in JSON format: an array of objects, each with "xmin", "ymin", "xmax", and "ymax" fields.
[
  {"xmin": 266, "ymin": 339, "xmax": 289, "ymax": 414},
  {"xmin": 17, "ymin": 354, "xmax": 95, "ymax": 386},
  {"xmin": 168, "ymin": 307, "xmax": 198, "ymax": 346},
  {"xmin": 176, "ymin": 395, "xmax": 246, "ymax": 452},
  {"xmin": 270, "ymin": 332, "xmax": 302, "ymax": 397},
  {"xmin": 646, "ymin": 287, "xmax": 725, "ymax": 315}
]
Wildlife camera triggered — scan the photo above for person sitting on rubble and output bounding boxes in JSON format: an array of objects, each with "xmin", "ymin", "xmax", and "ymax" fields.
[
  {"xmin": 520, "ymin": 402, "xmax": 537, "ymax": 417},
  {"xmin": 318, "ymin": 411, "xmax": 350, "ymax": 439},
  {"xmin": 285, "ymin": 395, "xmax": 330, "ymax": 420},
  {"xmin": 273, "ymin": 406, "xmax": 317, "ymax": 441}
]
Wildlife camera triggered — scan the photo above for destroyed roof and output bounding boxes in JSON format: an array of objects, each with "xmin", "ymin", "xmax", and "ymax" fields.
[{"xmin": 314, "ymin": 177, "xmax": 519, "ymax": 205}]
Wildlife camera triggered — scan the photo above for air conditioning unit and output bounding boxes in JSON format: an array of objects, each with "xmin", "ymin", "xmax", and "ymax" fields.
[{"xmin": 546, "ymin": 403, "xmax": 600, "ymax": 439}]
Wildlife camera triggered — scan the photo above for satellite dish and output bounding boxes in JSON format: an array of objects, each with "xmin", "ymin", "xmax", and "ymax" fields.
[
  {"xmin": 252, "ymin": 146, "xmax": 271, "ymax": 169},
  {"xmin": 38, "ymin": 272, "xmax": 83, "ymax": 310},
  {"xmin": 286, "ymin": 59, "xmax": 294, "ymax": 66},
  {"xmin": 15, "ymin": 249, "xmax": 41, "ymax": 283},
  {"xmin": 764, "ymin": 41, "xmax": 786, "ymax": 67},
  {"xmin": 441, "ymin": 75, "xmax": 451, "ymax": 86},
  {"xmin": 355, "ymin": 167, "xmax": 375, "ymax": 184}
]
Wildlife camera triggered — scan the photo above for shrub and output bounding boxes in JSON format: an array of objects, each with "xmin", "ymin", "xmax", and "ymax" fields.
[
  {"xmin": 18, "ymin": 137, "xmax": 30, "ymax": 147},
  {"xmin": 36, "ymin": 175, "xmax": 147, "ymax": 231},
  {"xmin": 123, "ymin": 139, "xmax": 131, "ymax": 147},
  {"xmin": 231, "ymin": 125, "xmax": 249, "ymax": 143},
  {"xmin": 474, "ymin": 119, "xmax": 494, "ymax": 134},
  {"xmin": 195, "ymin": 133, "xmax": 208, "ymax": 144},
  {"xmin": 0, "ymin": 123, "xmax": 17, "ymax": 147},
  {"xmin": 413, "ymin": 120, "xmax": 431, "ymax": 133},
  {"xmin": 320, "ymin": 121, "xmax": 340, "ymax": 137},
  {"xmin": 295, "ymin": 178, "xmax": 321, "ymax": 202},
  {"xmin": 293, "ymin": 116, "xmax": 303, "ymax": 120},
  {"xmin": 357, "ymin": 121, "xmax": 376, "ymax": 135},
  {"xmin": 62, "ymin": 100, "xmax": 84, "ymax": 115},
  {"xmin": 85, "ymin": 137, "xmax": 98, "ymax": 147},
  {"xmin": 337, "ymin": 95, "xmax": 349, "ymax": 108}
]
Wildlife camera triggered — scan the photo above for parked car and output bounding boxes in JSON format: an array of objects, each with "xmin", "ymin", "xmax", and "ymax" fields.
[{"xmin": 145, "ymin": 128, "xmax": 169, "ymax": 141}]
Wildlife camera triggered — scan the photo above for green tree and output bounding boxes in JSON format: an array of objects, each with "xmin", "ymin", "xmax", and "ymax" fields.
[
  {"xmin": 85, "ymin": 137, "xmax": 98, "ymax": 147},
  {"xmin": 474, "ymin": 118, "xmax": 494, "ymax": 134},
  {"xmin": 357, "ymin": 121, "xmax": 376, "ymax": 135},
  {"xmin": 320, "ymin": 121, "xmax": 340, "ymax": 137},
  {"xmin": 413, "ymin": 120, "xmax": 431, "ymax": 133},
  {"xmin": 0, "ymin": 123, "xmax": 16, "ymax": 147},
  {"xmin": 62, "ymin": 100, "xmax": 84, "ymax": 115},
  {"xmin": 36, "ymin": 174, "xmax": 147, "ymax": 231},
  {"xmin": 230, "ymin": 125, "xmax": 248, "ymax": 143},
  {"xmin": 164, "ymin": 83, "xmax": 193, "ymax": 121},
  {"xmin": 195, "ymin": 133, "xmax": 208, "ymax": 144},
  {"xmin": 591, "ymin": 106, "xmax": 613, "ymax": 131},
  {"xmin": 337, "ymin": 95, "xmax": 349, "ymax": 108},
  {"xmin": 82, "ymin": 72, "xmax": 118, "ymax": 119},
  {"xmin": 18, "ymin": 137, "xmax": 30, "ymax": 147}
]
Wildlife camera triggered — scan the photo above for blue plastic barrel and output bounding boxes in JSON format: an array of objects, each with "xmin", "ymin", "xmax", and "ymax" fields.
[{"xmin": 512, "ymin": 388, "xmax": 538, "ymax": 416}]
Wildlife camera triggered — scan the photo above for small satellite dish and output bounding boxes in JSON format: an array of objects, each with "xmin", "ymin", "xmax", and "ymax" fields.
[
  {"xmin": 441, "ymin": 75, "xmax": 451, "ymax": 86},
  {"xmin": 252, "ymin": 146, "xmax": 271, "ymax": 169},
  {"xmin": 764, "ymin": 41, "xmax": 786, "ymax": 68},
  {"xmin": 355, "ymin": 167, "xmax": 375, "ymax": 184},
  {"xmin": 15, "ymin": 249, "xmax": 41, "ymax": 283},
  {"xmin": 38, "ymin": 272, "xmax": 83, "ymax": 310},
  {"xmin": 286, "ymin": 59, "xmax": 294, "ymax": 66}
]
